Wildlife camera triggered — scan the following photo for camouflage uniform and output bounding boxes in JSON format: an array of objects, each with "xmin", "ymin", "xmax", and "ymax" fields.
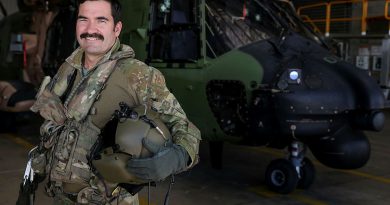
[{"xmin": 31, "ymin": 39, "xmax": 201, "ymax": 204}]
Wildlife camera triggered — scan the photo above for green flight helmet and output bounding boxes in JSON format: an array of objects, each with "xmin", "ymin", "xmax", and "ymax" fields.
[{"xmin": 91, "ymin": 103, "xmax": 171, "ymax": 185}]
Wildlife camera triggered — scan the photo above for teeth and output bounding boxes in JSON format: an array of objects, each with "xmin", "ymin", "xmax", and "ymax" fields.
[{"xmin": 86, "ymin": 37, "xmax": 99, "ymax": 40}]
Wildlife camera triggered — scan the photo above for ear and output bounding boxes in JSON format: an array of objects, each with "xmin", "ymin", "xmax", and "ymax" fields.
[{"xmin": 114, "ymin": 21, "xmax": 122, "ymax": 37}]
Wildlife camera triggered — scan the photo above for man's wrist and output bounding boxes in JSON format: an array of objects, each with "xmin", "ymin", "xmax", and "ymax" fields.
[{"xmin": 173, "ymin": 144, "xmax": 190, "ymax": 173}]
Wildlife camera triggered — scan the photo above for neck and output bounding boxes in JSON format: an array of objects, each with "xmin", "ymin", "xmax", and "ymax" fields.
[{"xmin": 83, "ymin": 54, "xmax": 104, "ymax": 69}]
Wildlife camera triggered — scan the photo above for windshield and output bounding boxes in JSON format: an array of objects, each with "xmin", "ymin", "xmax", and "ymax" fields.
[
  {"xmin": 206, "ymin": 0, "xmax": 326, "ymax": 57},
  {"xmin": 206, "ymin": 0, "xmax": 273, "ymax": 57}
]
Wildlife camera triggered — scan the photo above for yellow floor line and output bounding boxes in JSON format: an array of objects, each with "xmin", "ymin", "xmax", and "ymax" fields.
[
  {"xmin": 249, "ymin": 147, "xmax": 390, "ymax": 185},
  {"xmin": 4, "ymin": 133, "xmax": 390, "ymax": 196},
  {"xmin": 138, "ymin": 196, "xmax": 156, "ymax": 205},
  {"xmin": 340, "ymin": 170, "xmax": 390, "ymax": 184},
  {"xmin": 288, "ymin": 193, "xmax": 329, "ymax": 205},
  {"xmin": 249, "ymin": 186, "xmax": 328, "ymax": 205},
  {"xmin": 3, "ymin": 134, "xmax": 35, "ymax": 150},
  {"xmin": 0, "ymin": 168, "xmax": 24, "ymax": 175},
  {"xmin": 248, "ymin": 186, "xmax": 279, "ymax": 198}
]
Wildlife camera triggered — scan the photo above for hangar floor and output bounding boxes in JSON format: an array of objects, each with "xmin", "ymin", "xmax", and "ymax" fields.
[{"xmin": 0, "ymin": 111, "xmax": 389, "ymax": 205}]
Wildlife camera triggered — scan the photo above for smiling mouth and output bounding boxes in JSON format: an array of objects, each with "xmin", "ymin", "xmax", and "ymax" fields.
[
  {"xmin": 80, "ymin": 33, "xmax": 104, "ymax": 41},
  {"xmin": 85, "ymin": 37, "xmax": 101, "ymax": 41}
]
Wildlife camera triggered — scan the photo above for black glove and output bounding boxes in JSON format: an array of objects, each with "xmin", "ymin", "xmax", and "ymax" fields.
[{"xmin": 126, "ymin": 138, "xmax": 189, "ymax": 181}]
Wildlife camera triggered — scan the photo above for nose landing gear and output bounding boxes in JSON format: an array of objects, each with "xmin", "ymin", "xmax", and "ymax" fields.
[{"xmin": 265, "ymin": 141, "xmax": 315, "ymax": 194}]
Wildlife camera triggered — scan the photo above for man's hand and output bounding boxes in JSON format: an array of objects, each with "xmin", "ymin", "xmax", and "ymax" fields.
[
  {"xmin": 126, "ymin": 138, "xmax": 189, "ymax": 182},
  {"xmin": 30, "ymin": 90, "xmax": 66, "ymax": 125}
]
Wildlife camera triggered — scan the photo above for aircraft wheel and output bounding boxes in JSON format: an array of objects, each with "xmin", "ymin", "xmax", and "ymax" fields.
[
  {"xmin": 297, "ymin": 157, "xmax": 315, "ymax": 189},
  {"xmin": 265, "ymin": 159, "xmax": 298, "ymax": 194}
]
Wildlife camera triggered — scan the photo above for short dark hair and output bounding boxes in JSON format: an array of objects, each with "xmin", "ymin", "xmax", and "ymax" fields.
[{"xmin": 77, "ymin": 0, "xmax": 122, "ymax": 24}]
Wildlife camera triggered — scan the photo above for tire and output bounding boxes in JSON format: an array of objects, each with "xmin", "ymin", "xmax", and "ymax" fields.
[
  {"xmin": 297, "ymin": 157, "xmax": 315, "ymax": 189},
  {"xmin": 265, "ymin": 159, "xmax": 298, "ymax": 194}
]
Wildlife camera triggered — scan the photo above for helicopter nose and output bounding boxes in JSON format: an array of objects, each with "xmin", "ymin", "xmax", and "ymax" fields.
[
  {"xmin": 352, "ymin": 110, "xmax": 385, "ymax": 131},
  {"xmin": 271, "ymin": 54, "xmax": 386, "ymax": 138}
]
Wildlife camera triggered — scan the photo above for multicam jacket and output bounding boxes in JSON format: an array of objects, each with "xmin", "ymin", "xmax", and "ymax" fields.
[{"xmin": 31, "ymin": 39, "xmax": 201, "ymax": 199}]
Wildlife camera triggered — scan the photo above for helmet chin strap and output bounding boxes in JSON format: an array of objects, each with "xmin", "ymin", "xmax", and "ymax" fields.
[
  {"xmin": 147, "ymin": 182, "xmax": 150, "ymax": 205},
  {"xmin": 145, "ymin": 174, "xmax": 175, "ymax": 205},
  {"xmin": 163, "ymin": 174, "xmax": 175, "ymax": 205}
]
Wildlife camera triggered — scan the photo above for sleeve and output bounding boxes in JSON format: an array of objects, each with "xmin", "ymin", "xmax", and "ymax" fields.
[
  {"xmin": 125, "ymin": 62, "xmax": 201, "ymax": 168},
  {"xmin": 148, "ymin": 69, "xmax": 201, "ymax": 168}
]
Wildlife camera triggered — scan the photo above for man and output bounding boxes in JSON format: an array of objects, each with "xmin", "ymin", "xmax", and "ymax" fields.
[{"xmin": 30, "ymin": 0, "xmax": 201, "ymax": 204}]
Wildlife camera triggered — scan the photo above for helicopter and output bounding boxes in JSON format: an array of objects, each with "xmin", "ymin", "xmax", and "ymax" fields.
[
  {"xmin": 114, "ymin": 0, "xmax": 385, "ymax": 194},
  {"xmin": 2, "ymin": 0, "xmax": 385, "ymax": 194}
]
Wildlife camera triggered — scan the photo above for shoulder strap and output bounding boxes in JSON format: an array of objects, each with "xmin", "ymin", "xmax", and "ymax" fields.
[
  {"xmin": 60, "ymin": 70, "xmax": 77, "ymax": 103},
  {"xmin": 65, "ymin": 59, "xmax": 120, "ymax": 121}
]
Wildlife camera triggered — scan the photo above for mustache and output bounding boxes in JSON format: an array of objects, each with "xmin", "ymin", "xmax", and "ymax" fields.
[{"xmin": 80, "ymin": 33, "xmax": 104, "ymax": 40}]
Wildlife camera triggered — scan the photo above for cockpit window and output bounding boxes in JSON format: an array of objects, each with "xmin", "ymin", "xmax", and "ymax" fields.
[
  {"xmin": 148, "ymin": 0, "xmax": 200, "ymax": 63},
  {"xmin": 147, "ymin": 0, "xmax": 327, "ymax": 61},
  {"xmin": 205, "ymin": 0, "xmax": 327, "ymax": 58},
  {"xmin": 206, "ymin": 0, "xmax": 275, "ymax": 58}
]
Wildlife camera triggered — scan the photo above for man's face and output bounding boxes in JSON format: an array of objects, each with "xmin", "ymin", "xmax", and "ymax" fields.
[{"xmin": 76, "ymin": 0, "xmax": 122, "ymax": 57}]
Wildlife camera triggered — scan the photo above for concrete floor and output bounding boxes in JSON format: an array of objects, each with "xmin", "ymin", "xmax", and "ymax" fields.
[{"xmin": 0, "ymin": 113, "xmax": 389, "ymax": 205}]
